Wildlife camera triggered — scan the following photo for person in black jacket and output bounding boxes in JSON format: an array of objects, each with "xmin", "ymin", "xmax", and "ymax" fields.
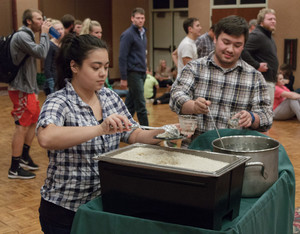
[{"xmin": 242, "ymin": 8, "xmax": 278, "ymax": 106}]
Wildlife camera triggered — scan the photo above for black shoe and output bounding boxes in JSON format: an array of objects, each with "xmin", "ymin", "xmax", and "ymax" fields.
[
  {"xmin": 20, "ymin": 156, "xmax": 39, "ymax": 170},
  {"xmin": 8, "ymin": 167, "xmax": 36, "ymax": 179}
]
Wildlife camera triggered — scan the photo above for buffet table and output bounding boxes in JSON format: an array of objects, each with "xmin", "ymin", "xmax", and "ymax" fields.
[{"xmin": 71, "ymin": 129, "xmax": 295, "ymax": 234}]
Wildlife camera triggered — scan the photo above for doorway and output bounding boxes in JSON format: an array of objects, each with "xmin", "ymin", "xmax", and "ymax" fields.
[{"xmin": 151, "ymin": 0, "xmax": 188, "ymax": 73}]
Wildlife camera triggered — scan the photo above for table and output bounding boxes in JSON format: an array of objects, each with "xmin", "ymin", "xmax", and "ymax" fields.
[{"xmin": 71, "ymin": 129, "xmax": 295, "ymax": 234}]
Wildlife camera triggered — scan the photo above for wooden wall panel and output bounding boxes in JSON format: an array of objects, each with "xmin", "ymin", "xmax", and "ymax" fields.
[
  {"xmin": 211, "ymin": 8, "xmax": 263, "ymax": 25},
  {"xmin": 0, "ymin": 0, "xmax": 13, "ymax": 35},
  {"xmin": 39, "ymin": 0, "xmax": 76, "ymax": 20}
]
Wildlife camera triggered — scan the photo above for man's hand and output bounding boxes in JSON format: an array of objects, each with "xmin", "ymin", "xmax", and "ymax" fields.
[
  {"xmin": 41, "ymin": 20, "xmax": 51, "ymax": 34},
  {"xmin": 258, "ymin": 62, "xmax": 268, "ymax": 72},
  {"xmin": 194, "ymin": 98, "xmax": 211, "ymax": 114},
  {"xmin": 120, "ymin": 80, "xmax": 128, "ymax": 89}
]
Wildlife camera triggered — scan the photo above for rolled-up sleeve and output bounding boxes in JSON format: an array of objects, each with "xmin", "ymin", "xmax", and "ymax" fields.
[
  {"xmin": 169, "ymin": 63, "xmax": 197, "ymax": 114},
  {"xmin": 251, "ymin": 73, "xmax": 273, "ymax": 131}
]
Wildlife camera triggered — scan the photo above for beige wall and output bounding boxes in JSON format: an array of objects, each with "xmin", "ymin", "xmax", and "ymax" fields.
[
  {"xmin": 189, "ymin": 0, "xmax": 211, "ymax": 34},
  {"xmin": 0, "ymin": 0, "xmax": 13, "ymax": 35}
]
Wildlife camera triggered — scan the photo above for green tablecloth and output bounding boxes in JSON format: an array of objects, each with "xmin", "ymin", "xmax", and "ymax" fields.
[{"xmin": 71, "ymin": 129, "xmax": 295, "ymax": 234}]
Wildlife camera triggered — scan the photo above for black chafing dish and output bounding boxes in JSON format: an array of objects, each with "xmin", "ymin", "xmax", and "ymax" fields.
[{"xmin": 94, "ymin": 143, "xmax": 250, "ymax": 230}]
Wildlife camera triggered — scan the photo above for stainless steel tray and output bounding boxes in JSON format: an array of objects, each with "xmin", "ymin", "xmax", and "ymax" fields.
[{"xmin": 94, "ymin": 143, "xmax": 250, "ymax": 177}]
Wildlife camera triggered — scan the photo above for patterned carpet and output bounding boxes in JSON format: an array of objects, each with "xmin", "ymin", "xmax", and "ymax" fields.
[{"xmin": 294, "ymin": 207, "xmax": 300, "ymax": 233}]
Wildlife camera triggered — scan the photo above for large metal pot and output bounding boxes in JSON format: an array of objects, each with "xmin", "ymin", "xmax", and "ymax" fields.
[{"xmin": 212, "ymin": 135, "xmax": 279, "ymax": 197}]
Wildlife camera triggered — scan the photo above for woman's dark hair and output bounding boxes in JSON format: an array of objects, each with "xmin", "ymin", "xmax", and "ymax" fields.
[
  {"xmin": 214, "ymin": 15, "xmax": 249, "ymax": 43},
  {"xmin": 56, "ymin": 34, "xmax": 108, "ymax": 90}
]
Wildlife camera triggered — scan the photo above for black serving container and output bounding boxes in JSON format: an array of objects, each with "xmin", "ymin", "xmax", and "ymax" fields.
[{"xmin": 95, "ymin": 143, "xmax": 250, "ymax": 230}]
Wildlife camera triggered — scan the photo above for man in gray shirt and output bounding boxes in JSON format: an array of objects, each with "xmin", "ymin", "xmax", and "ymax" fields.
[{"xmin": 8, "ymin": 9, "xmax": 51, "ymax": 179}]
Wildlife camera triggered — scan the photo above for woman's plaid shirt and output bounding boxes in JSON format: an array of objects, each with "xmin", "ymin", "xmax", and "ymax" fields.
[{"xmin": 37, "ymin": 81, "xmax": 136, "ymax": 211}]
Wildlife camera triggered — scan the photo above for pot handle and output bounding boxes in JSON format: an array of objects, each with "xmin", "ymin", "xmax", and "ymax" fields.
[{"xmin": 245, "ymin": 162, "xmax": 268, "ymax": 180}]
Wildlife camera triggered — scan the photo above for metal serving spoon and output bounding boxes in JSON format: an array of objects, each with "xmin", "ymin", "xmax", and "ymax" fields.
[
  {"xmin": 207, "ymin": 106, "xmax": 225, "ymax": 149},
  {"xmin": 110, "ymin": 123, "xmax": 180, "ymax": 139},
  {"xmin": 131, "ymin": 123, "xmax": 180, "ymax": 139}
]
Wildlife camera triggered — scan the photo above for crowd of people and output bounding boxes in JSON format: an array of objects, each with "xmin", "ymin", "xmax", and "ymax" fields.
[{"xmin": 5, "ymin": 6, "xmax": 300, "ymax": 234}]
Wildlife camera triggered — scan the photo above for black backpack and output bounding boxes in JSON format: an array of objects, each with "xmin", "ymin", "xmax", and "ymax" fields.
[{"xmin": 0, "ymin": 30, "xmax": 34, "ymax": 83}]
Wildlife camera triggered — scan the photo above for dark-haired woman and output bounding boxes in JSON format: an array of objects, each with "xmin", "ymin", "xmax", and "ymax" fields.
[{"xmin": 37, "ymin": 34, "xmax": 166, "ymax": 233}]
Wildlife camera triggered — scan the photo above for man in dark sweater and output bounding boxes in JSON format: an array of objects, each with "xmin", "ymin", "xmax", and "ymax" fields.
[
  {"xmin": 119, "ymin": 7, "xmax": 148, "ymax": 126},
  {"xmin": 242, "ymin": 8, "xmax": 278, "ymax": 106}
]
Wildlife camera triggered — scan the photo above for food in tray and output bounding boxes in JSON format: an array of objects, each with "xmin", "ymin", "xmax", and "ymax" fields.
[{"xmin": 112, "ymin": 147, "xmax": 229, "ymax": 172}]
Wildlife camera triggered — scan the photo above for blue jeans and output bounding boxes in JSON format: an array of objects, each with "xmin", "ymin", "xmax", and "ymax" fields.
[
  {"xmin": 125, "ymin": 71, "xmax": 148, "ymax": 126},
  {"xmin": 44, "ymin": 77, "xmax": 55, "ymax": 95},
  {"xmin": 113, "ymin": 89, "xmax": 129, "ymax": 98}
]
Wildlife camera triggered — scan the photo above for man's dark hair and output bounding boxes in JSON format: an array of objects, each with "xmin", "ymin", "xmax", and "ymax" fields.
[
  {"xmin": 214, "ymin": 15, "xmax": 249, "ymax": 43},
  {"xmin": 131, "ymin": 7, "xmax": 145, "ymax": 17},
  {"xmin": 61, "ymin": 14, "xmax": 75, "ymax": 29},
  {"xmin": 183, "ymin": 17, "xmax": 199, "ymax": 34},
  {"xmin": 22, "ymin": 9, "xmax": 42, "ymax": 26}
]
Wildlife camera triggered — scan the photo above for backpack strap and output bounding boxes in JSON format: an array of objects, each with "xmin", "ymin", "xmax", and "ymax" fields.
[{"xmin": 15, "ymin": 29, "xmax": 35, "ymax": 67}]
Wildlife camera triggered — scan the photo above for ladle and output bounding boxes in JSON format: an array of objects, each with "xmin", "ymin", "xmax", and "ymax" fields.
[
  {"xmin": 207, "ymin": 106, "xmax": 225, "ymax": 149},
  {"xmin": 131, "ymin": 123, "xmax": 180, "ymax": 139}
]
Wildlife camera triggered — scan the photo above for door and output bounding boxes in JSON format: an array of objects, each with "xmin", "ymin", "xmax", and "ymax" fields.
[{"xmin": 151, "ymin": 0, "xmax": 188, "ymax": 73}]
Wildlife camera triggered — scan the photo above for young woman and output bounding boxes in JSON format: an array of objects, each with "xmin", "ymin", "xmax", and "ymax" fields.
[
  {"xmin": 155, "ymin": 59, "xmax": 173, "ymax": 88},
  {"xmin": 44, "ymin": 19, "xmax": 65, "ymax": 95},
  {"xmin": 80, "ymin": 18, "xmax": 102, "ymax": 39},
  {"xmin": 37, "ymin": 34, "xmax": 166, "ymax": 233},
  {"xmin": 274, "ymin": 73, "xmax": 300, "ymax": 121}
]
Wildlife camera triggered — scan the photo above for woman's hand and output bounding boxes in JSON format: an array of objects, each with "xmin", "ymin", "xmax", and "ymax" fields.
[{"xmin": 99, "ymin": 114, "xmax": 132, "ymax": 135}]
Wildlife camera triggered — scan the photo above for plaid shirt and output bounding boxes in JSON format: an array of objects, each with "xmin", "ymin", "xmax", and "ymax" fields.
[
  {"xmin": 170, "ymin": 54, "xmax": 273, "ymax": 136},
  {"xmin": 37, "ymin": 81, "xmax": 136, "ymax": 211},
  {"xmin": 195, "ymin": 33, "xmax": 215, "ymax": 58}
]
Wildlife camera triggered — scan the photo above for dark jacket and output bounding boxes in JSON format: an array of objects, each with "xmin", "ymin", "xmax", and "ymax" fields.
[
  {"xmin": 119, "ymin": 24, "xmax": 147, "ymax": 80},
  {"xmin": 242, "ymin": 25, "xmax": 278, "ymax": 83},
  {"xmin": 44, "ymin": 41, "xmax": 58, "ymax": 80}
]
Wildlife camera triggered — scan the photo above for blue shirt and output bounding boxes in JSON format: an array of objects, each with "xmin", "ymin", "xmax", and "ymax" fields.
[
  {"xmin": 119, "ymin": 24, "xmax": 147, "ymax": 80},
  {"xmin": 37, "ymin": 81, "xmax": 136, "ymax": 211}
]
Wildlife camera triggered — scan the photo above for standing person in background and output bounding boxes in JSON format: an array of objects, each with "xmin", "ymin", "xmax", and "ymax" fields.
[
  {"xmin": 80, "ymin": 18, "xmax": 102, "ymax": 39},
  {"xmin": 195, "ymin": 24, "xmax": 215, "ymax": 58},
  {"xmin": 155, "ymin": 59, "xmax": 173, "ymax": 88},
  {"xmin": 8, "ymin": 9, "xmax": 51, "ymax": 179},
  {"xmin": 44, "ymin": 19, "xmax": 65, "ymax": 95},
  {"xmin": 119, "ymin": 7, "xmax": 149, "ymax": 126},
  {"xmin": 73, "ymin": 20, "xmax": 82, "ymax": 36},
  {"xmin": 248, "ymin": 19, "xmax": 257, "ymax": 33},
  {"xmin": 61, "ymin": 14, "xmax": 75, "ymax": 34},
  {"xmin": 242, "ymin": 8, "xmax": 278, "ymax": 106},
  {"xmin": 172, "ymin": 17, "xmax": 202, "ymax": 75}
]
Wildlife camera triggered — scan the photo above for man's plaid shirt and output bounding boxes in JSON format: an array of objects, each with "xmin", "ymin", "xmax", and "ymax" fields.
[{"xmin": 170, "ymin": 53, "xmax": 273, "ymax": 136}]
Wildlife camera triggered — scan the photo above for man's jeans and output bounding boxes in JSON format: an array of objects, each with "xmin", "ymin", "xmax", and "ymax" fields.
[{"xmin": 125, "ymin": 71, "xmax": 149, "ymax": 126}]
